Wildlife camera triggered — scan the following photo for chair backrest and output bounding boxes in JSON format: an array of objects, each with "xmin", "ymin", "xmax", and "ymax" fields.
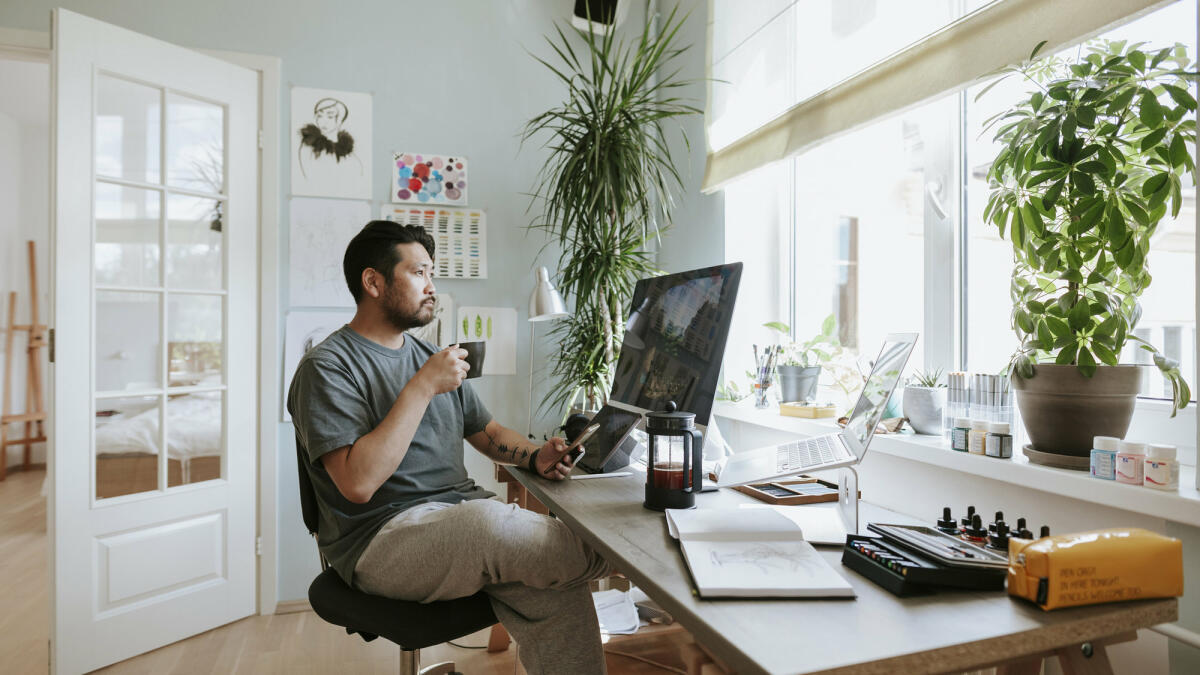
[{"xmin": 296, "ymin": 443, "xmax": 321, "ymax": 537}]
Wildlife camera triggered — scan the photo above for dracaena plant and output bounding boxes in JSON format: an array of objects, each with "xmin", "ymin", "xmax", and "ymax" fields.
[
  {"xmin": 981, "ymin": 39, "xmax": 1197, "ymax": 413},
  {"xmin": 523, "ymin": 5, "xmax": 700, "ymax": 414}
]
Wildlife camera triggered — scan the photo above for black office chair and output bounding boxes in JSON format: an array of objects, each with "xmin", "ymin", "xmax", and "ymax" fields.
[{"xmin": 297, "ymin": 447, "xmax": 498, "ymax": 675}]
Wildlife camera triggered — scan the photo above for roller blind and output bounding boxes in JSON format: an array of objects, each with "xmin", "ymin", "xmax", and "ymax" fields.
[{"xmin": 703, "ymin": 0, "xmax": 1174, "ymax": 193}]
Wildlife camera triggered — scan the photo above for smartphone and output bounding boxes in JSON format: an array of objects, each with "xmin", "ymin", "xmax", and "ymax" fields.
[{"xmin": 546, "ymin": 423, "xmax": 599, "ymax": 475}]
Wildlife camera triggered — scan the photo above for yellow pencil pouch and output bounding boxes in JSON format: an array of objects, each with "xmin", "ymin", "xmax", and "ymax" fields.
[{"xmin": 1007, "ymin": 528, "xmax": 1183, "ymax": 610}]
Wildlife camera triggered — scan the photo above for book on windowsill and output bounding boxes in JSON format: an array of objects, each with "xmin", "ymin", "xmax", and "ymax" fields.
[{"xmin": 665, "ymin": 507, "xmax": 856, "ymax": 599}]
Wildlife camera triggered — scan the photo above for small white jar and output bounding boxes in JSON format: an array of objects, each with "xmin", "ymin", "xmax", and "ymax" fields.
[
  {"xmin": 968, "ymin": 420, "xmax": 989, "ymax": 455},
  {"xmin": 1115, "ymin": 441, "xmax": 1147, "ymax": 485},
  {"xmin": 1144, "ymin": 444, "xmax": 1180, "ymax": 491},
  {"xmin": 985, "ymin": 422, "xmax": 1013, "ymax": 458}
]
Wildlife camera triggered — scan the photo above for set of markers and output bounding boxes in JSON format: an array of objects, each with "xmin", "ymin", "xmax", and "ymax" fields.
[{"xmin": 943, "ymin": 372, "xmax": 1013, "ymax": 438}]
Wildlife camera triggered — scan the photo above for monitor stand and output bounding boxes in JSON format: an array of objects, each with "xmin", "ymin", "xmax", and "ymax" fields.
[
  {"xmin": 591, "ymin": 434, "xmax": 639, "ymax": 473},
  {"xmin": 838, "ymin": 466, "xmax": 860, "ymax": 535}
]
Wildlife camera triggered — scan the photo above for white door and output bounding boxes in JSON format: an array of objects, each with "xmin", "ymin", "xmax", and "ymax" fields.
[{"xmin": 50, "ymin": 9, "xmax": 257, "ymax": 674}]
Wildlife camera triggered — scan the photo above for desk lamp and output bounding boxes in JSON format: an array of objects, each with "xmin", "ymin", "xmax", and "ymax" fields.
[{"xmin": 527, "ymin": 266, "xmax": 568, "ymax": 438}]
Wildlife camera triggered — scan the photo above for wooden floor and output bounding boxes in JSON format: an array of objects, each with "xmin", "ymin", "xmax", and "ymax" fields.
[{"xmin": 0, "ymin": 467, "xmax": 689, "ymax": 674}]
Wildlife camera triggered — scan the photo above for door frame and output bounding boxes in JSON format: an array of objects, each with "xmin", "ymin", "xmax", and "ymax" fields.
[{"xmin": 0, "ymin": 25, "xmax": 282, "ymax": 616}]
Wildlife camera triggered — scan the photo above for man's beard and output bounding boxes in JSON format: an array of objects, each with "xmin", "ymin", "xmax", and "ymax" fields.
[{"xmin": 381, "ymin": 285, "xmax": 435, "ymax": 332}]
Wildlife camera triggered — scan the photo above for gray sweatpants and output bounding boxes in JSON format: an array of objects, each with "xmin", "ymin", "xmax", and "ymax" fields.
[{"xmin": 353, "ymin": 498, "xmax": 612, "ymax": 674}]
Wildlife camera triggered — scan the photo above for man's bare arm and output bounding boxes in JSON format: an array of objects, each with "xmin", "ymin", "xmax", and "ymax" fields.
[
  {"xmin": 466, "ymin": 420, "xmax": 540, "ymax": 469},
  {"xmin": 467, "ymin": 420, "xmax": 574, "ymax": 480}
]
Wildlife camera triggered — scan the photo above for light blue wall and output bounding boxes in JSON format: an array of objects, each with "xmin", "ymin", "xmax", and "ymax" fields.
[{"xmin": 0, "ymin": 0, "xmax": 715, "ymax": 602}]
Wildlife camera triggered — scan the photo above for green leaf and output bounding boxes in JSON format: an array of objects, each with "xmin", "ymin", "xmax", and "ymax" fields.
[
  {"xmin": 1139, "ymin": 127, "xmax": 1168, "ymax": 152},
  {"xmin": 1092, "ymin": 341, "xmax": 1119, "ymax": 366},
  {"xmin": 1128, "ymin": 50, "xmax": 1146, "ymax": 72},
  {"xmin": 1169, "ymin": 134, "xmax": 1187, "ymax": 167},
  {"xmin": 1139, "ymin": 90, "xmax": 1163, "ymax": 127},
  {"xmin": 1072, "ymin": 170, "xmax": 1095, "ymax": 195},
  {"xmin": 1056, "ymin": 341, "xmax": 1079, "ymax": 365},
  {"xmin": 821, "ymin": 313, "xmax": 836, "ymax": 337},
  {"xmin": 1142, "ymin": 173, "xmax": 1169, "ymax": 197},
  {"xmin": 762, "ymin": 321, "xmax": 790, "ymax": 334},
  {"xmin": 1107, "ymin": 86, "xmax": 1136, "ymax": 115},
  {"xmin": 1037, "ymin": 320, "xmax": 1054, "ymax": 350},
  {"xmin": 1076, "ymin": 160, "xmax": 1106, "ymax": 173},
  {"xmin": 1068, "ymin": 298, "xmax": 1090, "ymax": 332},
  {"xmin": 1163, "ymin": 83, "xmax": 1197, "ymax": 111},
  {"xmin": 1046, "ymin": 316, "xmax": 1071, "ymax": 339},
  {"xmin": 1042, "ymin": 179, "xmax": 1066, "ymax": 209},
  {"xmin": 1076, "ymin": 346, "xmax": 1097, "ymax": 377}
]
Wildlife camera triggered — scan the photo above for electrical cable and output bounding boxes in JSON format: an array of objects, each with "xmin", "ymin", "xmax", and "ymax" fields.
[
  {"xmin": 446, "ymin": 640, "xmax": 486, "ymax": 649},
  {"xmin": 603, "ymin": 648, "xmax": 687, "ymax": 674}
]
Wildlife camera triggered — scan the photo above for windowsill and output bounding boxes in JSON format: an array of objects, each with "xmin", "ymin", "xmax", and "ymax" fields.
[{"xmin": 712, "ymin": 400, "xmax": 1200, "ymax": 528}]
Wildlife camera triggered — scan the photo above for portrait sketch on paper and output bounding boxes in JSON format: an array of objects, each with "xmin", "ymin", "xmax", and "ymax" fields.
[{"xmin": 291, "ymin": 86, "xmax": 372, "ymax": 200}]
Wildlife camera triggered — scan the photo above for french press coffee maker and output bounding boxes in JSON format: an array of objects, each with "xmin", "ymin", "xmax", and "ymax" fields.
[{"xmin": 643, "ymin": 401, "xmax": 704, "ymax": 511}]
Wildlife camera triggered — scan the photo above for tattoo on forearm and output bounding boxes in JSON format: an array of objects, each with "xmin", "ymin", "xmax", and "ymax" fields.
[{"xmin": 484, "ymin": 429, "xmax": 535, "ymax": 468}]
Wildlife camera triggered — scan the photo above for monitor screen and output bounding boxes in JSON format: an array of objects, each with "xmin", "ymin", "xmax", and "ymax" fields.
[{"xmin": 609, "ymin": 263, "xmax": 743, "ymax": 426}]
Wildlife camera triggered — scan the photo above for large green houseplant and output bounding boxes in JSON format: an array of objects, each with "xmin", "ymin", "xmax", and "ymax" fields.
[
  {"xmin": 982, "ymin": 39, "xmax": 1195, "ymax": 456},
  {"xmin": 523, "ymin": 6, "xmax": 700, "ymax": 415}
]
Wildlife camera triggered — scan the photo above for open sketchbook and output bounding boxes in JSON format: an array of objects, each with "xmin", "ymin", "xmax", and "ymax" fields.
[{"xmin": 665, "ymin": 508, "xmax": 855, "ymax": 598}]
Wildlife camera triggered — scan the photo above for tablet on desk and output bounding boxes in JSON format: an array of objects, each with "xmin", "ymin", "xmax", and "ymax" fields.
[{"xmin": 574, "ymin": 405, "xmax": 642, "ymax": 474}]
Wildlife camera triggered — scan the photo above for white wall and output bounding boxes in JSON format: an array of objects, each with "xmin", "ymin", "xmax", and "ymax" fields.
[{"xmin": 0, "ymin": 65, "xmax": 51, "ymax": 470}]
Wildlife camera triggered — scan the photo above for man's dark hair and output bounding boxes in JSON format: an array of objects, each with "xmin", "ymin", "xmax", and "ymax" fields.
[{"xmin": 342, "ymin": 220, "xmax": 436, "ymax": 304}]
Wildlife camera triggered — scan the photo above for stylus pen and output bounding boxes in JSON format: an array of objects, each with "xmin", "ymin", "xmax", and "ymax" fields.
[{"xmin": 571, "ymin": 472, "xmax": 633, "ymax": 480}]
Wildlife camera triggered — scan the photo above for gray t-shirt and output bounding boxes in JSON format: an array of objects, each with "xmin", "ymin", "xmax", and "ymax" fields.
[{"xmin": 287, "ymin": 325, "xmax": 494, "ymax": 584}]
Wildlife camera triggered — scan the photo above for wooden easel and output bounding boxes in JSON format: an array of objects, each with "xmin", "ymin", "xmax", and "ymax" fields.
[{"xmin": 1, "ymin": 241, "xmax": 47, "ymax": 480}]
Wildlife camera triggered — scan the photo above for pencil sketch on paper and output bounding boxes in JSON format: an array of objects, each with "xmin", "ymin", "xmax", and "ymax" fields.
[
  {"xmin": 289, "ymin": 198, "xmax": 370, "ymax": 307},
  {"xmin": 709, "ymin": 543, "xmax": 821, "ymax": 574},
  {"xmin": 291, "ymin": 86, "xmax": 372, "ymax": 200}
]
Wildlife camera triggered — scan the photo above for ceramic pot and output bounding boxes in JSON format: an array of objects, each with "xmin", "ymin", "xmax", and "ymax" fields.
[
  {"xmin": 902, "ymin": 386, "xmax": 945, "ymax": 435},
  {"xmin": 777, "ymin": 365, "xmax": 820, "ymax": 402},
  {"xmin": 1012, "ymin": 364, "xmax": 1140, "ymax": 457}
]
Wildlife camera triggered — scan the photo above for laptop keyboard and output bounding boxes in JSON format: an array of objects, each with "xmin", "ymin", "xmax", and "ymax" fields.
[{"xmin": 776, "ymin": 435, "xmax": 838, "ymax": 471}]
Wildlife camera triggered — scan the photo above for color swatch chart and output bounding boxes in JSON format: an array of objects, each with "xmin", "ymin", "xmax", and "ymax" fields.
[{"xmin": 381, "ymin": 206, "xmax": 487, "ymax": 279}]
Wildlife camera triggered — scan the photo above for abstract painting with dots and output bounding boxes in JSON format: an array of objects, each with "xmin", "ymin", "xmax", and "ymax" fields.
[{"xmin": 392, "ymin": 152, "xmax": 469, "ymax": 205}]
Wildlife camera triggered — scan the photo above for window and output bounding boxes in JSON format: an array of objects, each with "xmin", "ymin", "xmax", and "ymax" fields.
[{"xmin": 726, "ymin": 0, "xmax": 1197, "ymax": 408}]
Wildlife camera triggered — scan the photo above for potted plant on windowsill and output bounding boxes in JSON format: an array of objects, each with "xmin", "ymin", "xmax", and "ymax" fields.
[
  {"xmin": 981, "ymin": 39, "xmax": 1195, "ymax": 459},
  {"xmin": 902, "ymin": 368, "xmax": 945, "ymax": 435},
  {"xmin": 765, "ymin": 314, "xmax": 838, "ymax": 403}
]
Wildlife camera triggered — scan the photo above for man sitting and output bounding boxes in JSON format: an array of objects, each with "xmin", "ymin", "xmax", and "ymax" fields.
[{"xmin": 288, "ymin": 220, "xmax": 610, "ymax": 674}]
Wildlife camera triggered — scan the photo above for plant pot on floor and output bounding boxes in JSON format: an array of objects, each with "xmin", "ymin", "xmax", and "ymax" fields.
[
  {"xmin": 777, "ymin": 365, "xmax": 820, "ymax": 403},
  {"xmin": 902, "ymin": 386, "xmax": 945, "ymax": 435},
  {"xmin": 1012, "ymin": 364, "xmax": 1140, "ymax": 459}
]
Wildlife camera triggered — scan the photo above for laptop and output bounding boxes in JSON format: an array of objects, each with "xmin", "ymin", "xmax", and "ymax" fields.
[{"xmin": 714, "ymin": 333, "xmax": 918, "ymax": 487}]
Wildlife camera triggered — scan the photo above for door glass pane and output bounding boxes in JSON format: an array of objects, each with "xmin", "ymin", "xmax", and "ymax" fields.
[
  {"xmin": 166, "ymin": 93, "xmax": 224, "ymax": 193},
  {"xmin": 166, "ymin": 194, "xmax": 224, "ymax": 290},
  {"xmin": 95, "ymin": 74, "xmax": 161, "ymax": 183},
  {"xmin": 95, "ymin": 183, "xmax": 161, "ymax": 287},
  {"xmin": 95, "ymin": 395, "xmax": 161, "ymax": 499},
  {"xmin": 167, "ymin": 391, "xmax": 223, "ymax": 486},
  {"xmin": 168, "ymin": 294, "xmax": 223, "ymax": 387},
  {"xmin": 96, "ymin": 291, "xmax": 161, "ymax": 392}
]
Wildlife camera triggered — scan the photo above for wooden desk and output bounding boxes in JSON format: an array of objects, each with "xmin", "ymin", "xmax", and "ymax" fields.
[{"xmin": 501, "ymin": 466, "xmax": 1177, "ymax": 675}]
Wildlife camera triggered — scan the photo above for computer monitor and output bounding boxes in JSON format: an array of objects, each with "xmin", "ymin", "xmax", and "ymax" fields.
[{"xmin": 607, "ymin": 262, "xmax": 743, "ymax": 431}]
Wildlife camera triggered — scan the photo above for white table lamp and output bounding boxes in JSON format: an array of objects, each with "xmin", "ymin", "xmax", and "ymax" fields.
[{"xmin": 527, "ymin": 266, "xmax": 569, "ymax": 437}]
